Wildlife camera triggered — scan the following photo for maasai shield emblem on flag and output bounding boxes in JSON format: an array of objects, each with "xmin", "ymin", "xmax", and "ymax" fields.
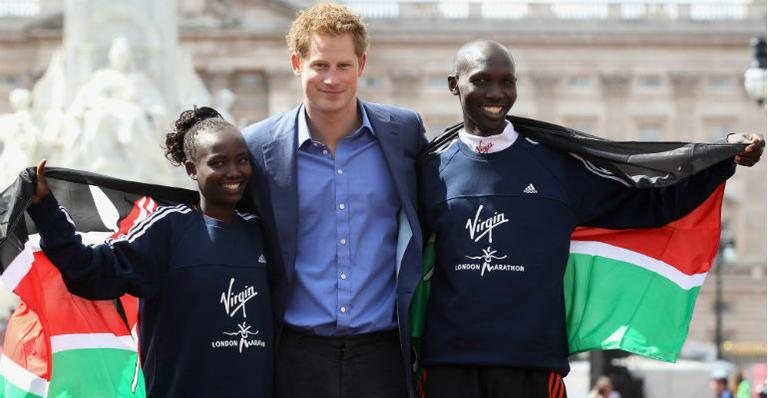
[{"xmin": 0, "ymin": 167, "xmax": 197, "ymax": 397}]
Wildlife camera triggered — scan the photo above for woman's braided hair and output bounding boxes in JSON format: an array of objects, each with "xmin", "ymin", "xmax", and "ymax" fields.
[{"xmin": 164, "ymin": 106, "xmax": 232, "ymax": 166}]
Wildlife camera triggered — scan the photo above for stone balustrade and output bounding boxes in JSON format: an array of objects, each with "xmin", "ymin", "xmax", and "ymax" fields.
[{"xmin": 344, "ymin": 0, "xmax": 765, "ymax": 21}]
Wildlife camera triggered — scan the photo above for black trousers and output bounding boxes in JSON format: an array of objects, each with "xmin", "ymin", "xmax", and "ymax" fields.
[
  {"xmin": 275, "ymin": 327, "xmax": 408, "ymax": 398},
  {"xmin": 424, "ymin": 366, "xmax": 567, "ymax": 398}
]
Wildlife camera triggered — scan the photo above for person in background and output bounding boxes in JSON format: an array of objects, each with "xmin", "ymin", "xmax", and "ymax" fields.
[
  {"xmin": 712, "ymin": 371, "xmax": 734, "ymax": 398},
  {"xmin": 588, "ymin": 376, "xmax": 621, "ymax": 398},
  {"xmin": 730, "ymin": 370, "xmax": 751, "ymax": 398}
]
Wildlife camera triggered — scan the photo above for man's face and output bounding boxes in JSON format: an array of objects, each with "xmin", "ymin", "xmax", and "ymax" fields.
[
  {"xmin": 291, "ymin": 33, "xmax": 366, "ymax": 118},
  {"xmin": 449, "ymin": 47, "xmax": 517, "ymax": 136},
  {"xmin": 710, "ymin": 379, "xmax": 727, "ymax": 394}
]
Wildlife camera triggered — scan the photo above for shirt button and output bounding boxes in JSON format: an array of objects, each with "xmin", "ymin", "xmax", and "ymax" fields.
[
  {"xmin": 337, "ymin": 169, "xmax": 343, "ymax": 175},
  {"xmin": 323, "ymin": 149, "xmax": 328, "ymax": 155},
  {"xmin": 340, "ymin": 238, "xmax": 347, "ymax": 245},
  {"xmin": 340, "ymin": 306, "xmax": 347, "ymax": 313},
  {"xmin": 339, "ymin": 203, "xmax": 346, "ymax": 210},
  {"xmin": 340, "ymin": 273, "xmax": 347, "ymax": 280}
]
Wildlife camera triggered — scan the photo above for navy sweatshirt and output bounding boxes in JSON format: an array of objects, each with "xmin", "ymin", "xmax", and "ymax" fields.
[
  {"xmin": 419, "ymin": 136, "xmax": 735, "ymax": 374},
  {"xmin": 28, "ymin": 194, "xmax": 273, "ymax": 397}
]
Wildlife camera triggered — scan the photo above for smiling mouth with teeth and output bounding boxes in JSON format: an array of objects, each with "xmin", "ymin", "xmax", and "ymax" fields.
[
  {"xmin": 223, "ymin": 183, "xmax": 241, "ymax": 191},
  {"xmin": 482, "ymin": 106, "xmax": 504, "ymax": 115}
]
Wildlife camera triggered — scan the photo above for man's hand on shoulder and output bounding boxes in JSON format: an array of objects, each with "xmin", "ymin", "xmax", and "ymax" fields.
[{"xmin": 727, "ymin": 133, "xmax": 765, "ymax": 167}]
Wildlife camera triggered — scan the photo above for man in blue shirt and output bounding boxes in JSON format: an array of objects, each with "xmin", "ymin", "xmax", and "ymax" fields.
[{"xmin": 243, "ymin": 3, "xmax": 427, "ymax": 398}]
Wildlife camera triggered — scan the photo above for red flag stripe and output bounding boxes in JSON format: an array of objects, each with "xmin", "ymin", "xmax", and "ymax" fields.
[{"xmin": 572, "ymin": 184, "xmax": 724, "ymax": 275}]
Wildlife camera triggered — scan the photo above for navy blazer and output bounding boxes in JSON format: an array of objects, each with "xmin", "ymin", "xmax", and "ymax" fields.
[{"xmin": 242, "ymin": 101, "xmax": 427, "ymax": 396}]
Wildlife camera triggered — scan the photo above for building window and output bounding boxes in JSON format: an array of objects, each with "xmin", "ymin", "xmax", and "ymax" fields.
[
  {"xmin": 563, "ymin": 116, "xmax": 598, "ymax": 134},
  {"xmin": 719, "ymin": 218, "xmax": 737, "ymax": 262},
  {"xmin": 637, "ymin": 75, "xmax": 662, "ymax": 89},
  {"xmin": 638, "ymin": 125, "xmax": 661, "ymax": 141},
  {"xmin": 568, "ymin": 75, "xmax": 593, "ymax": 89},
  {"xmin": 428, "ymin": 77, "xmax": 447, "ymax": 89},
  {"xmin": 709, "ymin": 125, "xmax": 732, "ymax": 142},
  {"xmin": 0, "ymin": 75, "xmax": 21, "ymax": 87},
  {"xmin": 363, "ymin": 76, "xmax": 383, "ymax": 88},
  {"xmin": 238, "ymin": 73, "xmax": 263, "ymax": 88},
  {"xmin": 708, "ymin": 76, "xmax": 733, "ymax": 91}
]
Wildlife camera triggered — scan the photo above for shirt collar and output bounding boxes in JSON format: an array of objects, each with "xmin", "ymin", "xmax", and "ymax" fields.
[
  {"xmin": 297, "ymin": 101, "xmax": 374, "ymax": 148},
  {"xmin": 458, "ymin": 120, "xmax": 519, "ymax": 154}
]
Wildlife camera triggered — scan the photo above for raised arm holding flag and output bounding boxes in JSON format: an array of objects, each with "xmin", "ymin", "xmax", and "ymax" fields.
[{"xmin": 413, "ymin": 40, "xmax": 764, "ymax": 398}]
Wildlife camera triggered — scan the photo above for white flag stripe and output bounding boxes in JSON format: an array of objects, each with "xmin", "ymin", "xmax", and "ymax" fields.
[
  {"xmin": 570, "ymin": 153, "xmax": 632, "ymax": 187},
  {"xmin": 0, "ymin": 354, "xmax": 49, "ymax": 396},
  {"xmin": 137, "ymin": 196, "xmax": 157, "ymax": 225},
  {"xmin": 90, "ymin": 185, "xmax": 121, "ymax": 232},
  {"xmin": 51, "ymin": 333, "xmax": 137, "ymax": 353},
  {"xmin": 236, "ymin": 211, "xmax": 259, "ymax": 220},
  {"xmin": 28, "ymin": 231, "xmax": 114, "ymax": 247},
  {"xmin": 569, "ymin": 240, "xmax": 708, "ymax": 290},
  {"xmin": 0, "ymin": 244, "xmax": 35, "ymax": 292},
  {"xmin": 2, "ymin": 231, "xmax": 118, "ymax": 294}
]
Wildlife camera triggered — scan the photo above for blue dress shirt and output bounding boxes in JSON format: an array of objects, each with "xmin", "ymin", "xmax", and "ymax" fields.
[{"xmin": 286, "ymin": 102, "xmax": 401, "ymax": 336}]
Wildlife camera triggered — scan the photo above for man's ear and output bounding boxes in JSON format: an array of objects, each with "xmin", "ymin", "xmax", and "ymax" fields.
[
  {"xmin": 357, "ymin": 53, "xmax": 367, "ymax": 76},
  {"xmin": 448, "ymin": 75, "xmax": 459, "ymax": 95},
  {"xmin": 185, "ymin": 161, "xmax": 197, "ymax": 180},
  {"xmin": 290, "ymin": 53, "xmax": 302, "ymax": 76}
]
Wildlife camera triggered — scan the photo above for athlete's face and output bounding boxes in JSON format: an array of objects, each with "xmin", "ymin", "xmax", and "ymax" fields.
[
  {"xmin": 450, "ymin": 46, "xmax": 517, "ymax": 137},
  {"xmin": 186, "ymin": 126, "xmax": 252, "ymax": 220}
]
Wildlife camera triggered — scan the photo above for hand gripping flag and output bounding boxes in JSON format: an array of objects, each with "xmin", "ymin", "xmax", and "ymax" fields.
[
  {"xmin": 0, "ymin": 167, "xmax": 197, "ymax": 397},
  {"xmin": 411, "ymin": 116, "xmax": 747, "ymax": 387}
]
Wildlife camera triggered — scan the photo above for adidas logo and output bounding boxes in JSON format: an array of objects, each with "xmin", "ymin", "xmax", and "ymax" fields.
[
  {"xmin": 523, "ymin": 184, "xmax": 538, "ymax": 194},
  {"xmin": 258, "ymin": 254, "xmax": 266, "ymax": 264}
]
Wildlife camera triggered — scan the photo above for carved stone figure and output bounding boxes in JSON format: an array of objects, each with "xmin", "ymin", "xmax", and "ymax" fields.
[
  {"xmin": 0, "ymin": 89, "xmax": 41, "ymax": 187},
  {"xmin": 62, "ymin": 37, "xmax": 172, "ymax": 184}
]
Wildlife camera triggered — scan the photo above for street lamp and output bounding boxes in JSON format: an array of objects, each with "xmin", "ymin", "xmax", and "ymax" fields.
[
  {"xmin": 714, "ymin": 227, "xmax": 736, "ymax": 360},
  {"xmin": 744, "ymin": 36, "xmax": 766, "ymax": 105}
]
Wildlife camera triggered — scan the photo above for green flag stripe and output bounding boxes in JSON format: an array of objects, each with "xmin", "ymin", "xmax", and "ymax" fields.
[
  {"xmin": 565, "ymin": 253, "xmax": 701, "ymax": 362},
  {"xmin": 49, "ymin": 348, "xmax": 145, "ymax": 397},
  {"xmin": 570, "ymin": 240, "xmax": 707, "ymax": 290},
  {"xmin": 0, "ymin": 375, "xmax": 45, "ymax": 398},
  {"xmin": 0, "ymin": 355, "xmax": 48, "ymax": 397}
]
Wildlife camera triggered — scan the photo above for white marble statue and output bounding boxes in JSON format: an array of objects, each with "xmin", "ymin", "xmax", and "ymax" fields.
[
  {"xmin": 0, "ymin": 89, "xmax": 42, "ymax": 188},
  {"xmin": 62, "ymin": 37, "xmax": 173, "ymax": 184},
  {"xmin": 3, "ymin": 1, "xmax": 214, "ymax": 189},
  {"xmin": 213, "ymin": 88, "xmax": 237, "ymax": 125},
  {"xmin": 175, "ymin": 50, "xmax": 213, "ymax": 113}
]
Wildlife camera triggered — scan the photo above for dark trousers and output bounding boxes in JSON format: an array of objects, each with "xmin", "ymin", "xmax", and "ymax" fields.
[
  {"xmin": 275, "ymin": 327, "xmax": 408, "ymax": 398},
  {"xmin": 424, "ymin": 366, "xmax": 567, "ymax": 398}
]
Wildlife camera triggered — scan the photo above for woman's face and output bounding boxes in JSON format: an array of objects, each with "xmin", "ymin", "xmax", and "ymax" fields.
[{"xmin": 186, "ymin": 126, "xmax": 252, "ymax": 218}]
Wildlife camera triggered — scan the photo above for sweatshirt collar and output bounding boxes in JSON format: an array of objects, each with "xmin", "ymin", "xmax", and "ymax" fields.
[{"xmin": 458, "ymin": 120, "xmax": 519, "ymax": 154}]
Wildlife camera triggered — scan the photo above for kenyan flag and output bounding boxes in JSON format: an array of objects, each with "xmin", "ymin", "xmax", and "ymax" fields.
[
  {"xmin": 0, "ymin": 168, "xmax": 197, "ymax": 397},
  {"xmin": 565, "ymin": 184, "xmax": 725, "ymax": 362}
]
